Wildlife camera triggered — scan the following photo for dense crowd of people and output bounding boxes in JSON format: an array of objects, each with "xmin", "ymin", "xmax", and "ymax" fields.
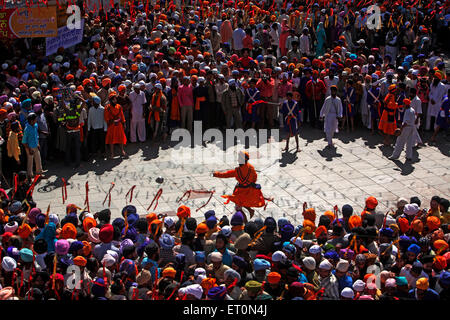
[
  {"xmin": 0, "ymin": 179, "xmax": 450, "ymax": 300},
  {"xmin": 0, "ymin": 0, "xmax": 449, "ymax": 300},
  {"xmin": 0, "ymin": 0, "xmax": 448, "ymax": 180}
]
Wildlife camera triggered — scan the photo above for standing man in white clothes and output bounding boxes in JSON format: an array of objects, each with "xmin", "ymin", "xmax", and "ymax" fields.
[
  {"xmin": 129, "ymin": 83, "xmax": 147, "ymax": 142},
  {"xmin": 426, "ymin": 73, "xmax": 446, "ymax": 130},
  {"xmin": 389, "ymin": 98, "xmax": 416, "ymax": 161},
  {"xmin": 320, "ymin": 86, "xmax": 343, "ymax": 148}
]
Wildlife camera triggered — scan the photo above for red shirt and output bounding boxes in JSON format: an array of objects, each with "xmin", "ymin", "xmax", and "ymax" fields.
[
  {"xmin": 305, "ymin": 79, "xmax": 326, "ymax": 101},
  {"xmin": 256, "ymin": 78, "xmax": 275, "ymax": 98}
]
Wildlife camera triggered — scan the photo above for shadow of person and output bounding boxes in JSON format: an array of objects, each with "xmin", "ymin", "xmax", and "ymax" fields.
[
  {"xmin": 378, "ymin": 144, "xmax": 394, "ymax": 158},
  {"xmin": 279, "ymin": 150, "xmax": 298, "ymax": 167},
  {"xmin": 391, "ymin": 159, "xmax": 415, "ymax": 176},
  {"xmin": 317, "ymin": 146, "xmax": 343, "ymax": 161}
]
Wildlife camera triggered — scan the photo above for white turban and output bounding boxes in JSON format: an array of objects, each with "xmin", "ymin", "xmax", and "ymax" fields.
[
  {"xmin": 309, "ymin": 245, "xmax": 322, "ymax": 254},
  {"xmin": 302, "ymin": 257, "xmax": 316, "ymax": 271},
  {"xmin": 210, "ymin": 252, "xmax": 223, "ymax": 263},
  {"xmin": 341, "ymin": 287, "xmax": 355, "ymax": 299},
  {"xmin": 185, "ymin": 284, "xmax": 203, "ymax": 300},
  {"xmin": 194, "ymin": 268, "xmax": 206, "ymax": 278},
  {"xmin": 290, "ymin": 237, "xmax": 303, "ymax": 248},
  {"xmin": 272, "ymin": 251, "xmax": 287, "ymax": 263},
  {"xmin": 2, "ymin": 257, "xmax": 17, "ymax": 272},
  {"xmin": 101, "ymin": 253, "xmax": 116, "ymax": 267},
  {"xmin": 403, "ymin": 203, "xmax": 420, "ymax": 216},
  {"xmin": 336, "ymin": 259, "xmax": 350, "ymax": 273},
  {"xmin": 319, "ymin": 259, "xmax": 333, "ymax": 271},
  {"xmin": 353, "ymin": 279, "xmax": 365, "ymax": 292}
]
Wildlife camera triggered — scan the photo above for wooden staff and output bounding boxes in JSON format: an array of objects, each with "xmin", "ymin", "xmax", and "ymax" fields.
[
  {"xmin": 61, "ymin": 178, "xmax": 68, "ymax": 204},
  {"xmin": 102, "ymin": 182, "xmax": 115, "ymax": 207},
  {"xmin": 84, "ymin": 181, "xmax": 90, "ymax": 212},
  {"xmin": 44, "ymin": 203, "xmax": 51, "ymax": 225},
  {"xmin": 147, "ymin": 188, "xmax": 163, "ymax": 211},
  {"xmin": 125, "ymin": 185, "xmax": 137, "ymax": 204},
  {"xmin": 248, "ymin": 226, "xmax": 267, "ymax": 247},
  {"xmin": 21, "ymin": 199, "xmax": 31, "ymax": 226},
  {"xmin": 52, "ymin": 253, "xmax": 57, "ymax": 290}
]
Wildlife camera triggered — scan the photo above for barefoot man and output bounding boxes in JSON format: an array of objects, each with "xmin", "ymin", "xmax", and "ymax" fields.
[{"xmin": 213, "ymin": 151, "xmax": 267, "ymax": 222}]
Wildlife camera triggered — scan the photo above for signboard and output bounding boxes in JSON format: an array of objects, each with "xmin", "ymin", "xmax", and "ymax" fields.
[
  {"xmin": 46, "ymin": 18, "xmax": 84, "ymax": 56},
  {"xmin": 0, "ymin": 7, "xmax": 57, "ymax": 39}
]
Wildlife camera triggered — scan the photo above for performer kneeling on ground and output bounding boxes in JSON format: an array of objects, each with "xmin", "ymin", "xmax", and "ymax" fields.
[{"xmin": 213, "ymin": 151, "xmax": 266, "ymax": 222}]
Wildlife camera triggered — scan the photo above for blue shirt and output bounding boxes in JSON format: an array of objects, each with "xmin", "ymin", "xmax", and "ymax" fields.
[
  {"xmin": 333, "ymin": 270, "xmax": 354, "ymax": 292},
  {"xmin": 22, "ymin": 122, "xmax": 39, "ymax": 149}
]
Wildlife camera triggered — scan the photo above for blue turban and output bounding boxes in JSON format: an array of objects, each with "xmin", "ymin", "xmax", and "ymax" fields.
[
  {"xmin": 159, "ymin": 234, "xmax": 175, "ymax": 249},
  {"xmin": 112, "ymin": 218, "xmax": 125, "ymax": 231},
  {"xmin": 204, "ymin": 210, "xmax": 215, "ymax": 220},
  {"xmin": 126, "ymin": 212, "xmax": 139, "ymax": 227},
  {"xmin": 21, "ymin": 99, "xmax": 32, "ymax": 110},
  {"xmin": 195, "ymin": 251, "xmax": 205, "ymax": 263},
  {"xmin": 282, "ymin": 243, "xmax": 296, "ymax": 255},
  {"xmin": 121, "ymin": 226, "xmax": 138, "ymax": 243},
  {"xmin": 395, "ymin": 276, "xmax": 408, "ymax": 286},
  {"xmin": 254, "ymin": 258, "xmax": 271, "ymax": 271},
  {"xmin": 35, "ymin": 222, "xmax": 57, "ymax": 252},
  {"xmin": 206, "ymin": 216, "xmax": 218, "ymax": 229},
  {"xmin": 280, "ymin": 223, "xmax": 295, "ymax": 241},
  {"xmin": 407, "ymin": 244, "xmax": 421, "ymax": 255},
  {"xmin": 68, "ymin": 241, "xmax": 83, "ymax": 254},
  {"xmin": 119, "ymin": 259, "xmax": 137, "ymax": 276},
  {"xmin": 122, "ymin": 205, "xmax": 137, "ymax": 216},
  {"xmin": 440, "ymin": 271, "xmax": 450, "ymax": 286},
  {"xmin": 92, "ymin": 95, "xmax": 101, "ymax": 104},
  {"xmin": 91, "ymin": 278, "xmax": 106, "ymax": 297},
  {"xmin": 232, "ymin": 255, "xmax": 247, "ymax": 269},
  {"xmin": 207, "ymin": 286, "xmax": 227, "ymax": 300},
  {"xmin": 324, "ymin": 250, "xmax": 340, "ymax": 262},
  {"xmin": 379, "ymin": 228, "xmax": 394, "ymax": 238}
]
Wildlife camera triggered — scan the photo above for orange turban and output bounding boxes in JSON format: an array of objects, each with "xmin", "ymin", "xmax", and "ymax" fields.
[
  {"xmin": 416, "ymin": 277, "xmax": 429, "ymax": 290},
  {"xmin": 201, "ymin": 277, "xmax": 217, "ymax": 291},
  {"xmin": 365, "ymin": 196, "xmax": 378, "ymax": 210},
  {"xmin": 303, "ymin": 208, "xmax": 316, "ymax": 223},
  {"xmin": 82, "ymin": 79, "xmax": 91, "ymax": 86},
  {"xmin": 426, "ymin": 216, "xmax": 441, "ymax": 232},
  {"xmin": 83, "ymin": 217, "xmax": 97, "ymax": 232},
  {"xmin": 60, "ymin": 223, "xmax": 77, "ymax": 239},
  {"xmin": 17, "ymin": 224, "xmax": 32, "ymax": 239},
  {"xmin": 108, "ymin": 91, "xmax": 117, "ymax": 99},
  {"xmin": 433, "ymin": 256, "xmax": 447, "ymax": 271},
  {"xmin": 433, "ymin": 239, "xmax": 449, "ymax": 252},
  {"xmin": 162, "ymin": 267, "xmax": 176, "ymax": 279},
  {"xmin": 360, "ymin": 210, "xmax": 371, "ymax": 220},
  {"xmin": 398, "ymin": 217, "xmax": 410, "ymax": 234},
  {"xmin": 411, "ymin": 219, "xmax": 423, "ymax": 233},
  {"xmin": 267, "ymin": 272, "xmax": 281, "ymax": 284},
  {"xmin": 303, "ymin": 220, "xmax": 316, "ymax": 234},
  {"xmin": 348, "ymin": 215, "xmax": 362, "ymax": 230},
  {"xmin": 324, "ymin": 210, "xmax": 335, "ymax": 221},
  {"xmin": 131, "ymin": 64, "xmax": 138, "ymax": 71},
  {"xmin": 146, "ymin": 213, "xmax": 157, "ymax": 225},
  {"xmin": 82, "ymin": 241, "xmax": 91, "ymax": 256},
  {"xmin": 315, "ymin": 225, "xmax": 327, "ymax": 238},
  {"xmin": 196, "ymin": 223, "xmax": 208, "ymax": 234},
  {"xmin": 101, "ymin": 78, "xmax": 111, "ymax": 87},
  {"xmin": 73, "ymin": 256, "xmax": 87, "ymax": 267},
  {"xmin": 177, "ymin": 205, "xmax": 191, "ymax": 219}
]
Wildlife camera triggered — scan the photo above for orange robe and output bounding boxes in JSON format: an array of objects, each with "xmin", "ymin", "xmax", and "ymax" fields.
[
  {"xmin": 378, "ymin": 93, "xmax": 400, "ymax": 135},
  {"xmin": 214, "ymin": 163, "xmax": 265, "ymax": 208},
  {"xmin": 104, "ymin": 103, "xmax": 127, "ymax": 145}
]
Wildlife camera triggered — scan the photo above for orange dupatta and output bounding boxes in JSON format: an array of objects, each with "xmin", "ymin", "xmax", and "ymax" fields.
[{"xmin": 170, "ymin": 89, "xmax": 181, "ymax": 121}]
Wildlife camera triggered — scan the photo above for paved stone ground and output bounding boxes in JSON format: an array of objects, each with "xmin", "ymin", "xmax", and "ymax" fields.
[{"xmin": 26, "ymin": 126, "xmax": 450, "ymax": 225}]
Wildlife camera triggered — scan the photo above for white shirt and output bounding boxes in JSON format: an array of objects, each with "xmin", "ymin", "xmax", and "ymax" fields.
[
  {"xmin": 402, "ymin": 107, "xmax": 416, "ymax": 126},
  {"xmin": 299, "ymin": 34, "xmax": 310, "ymax": 55},
  {"xmin": 324, "ymin": 76, "xmax": 339, "ymax": 97},
  {"xmin": 129, "ymin": 90, "xmax": 147, "ymax": 119},
  {"xmin": 88, "ymin": 105, "xmax": 107, "ymax": 131},
  {"xmin": 232, "ymin": 28, "xmax": 246, "ymax": 50}
]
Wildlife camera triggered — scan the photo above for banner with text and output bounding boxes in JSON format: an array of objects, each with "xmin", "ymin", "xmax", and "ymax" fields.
[
  {"xmin": 46, "ymin": 18, "xmax": 84, "ymax": 56},
  {"xmin": 0, "ymin": 7, "xmax": 57, "ymax": 39}
]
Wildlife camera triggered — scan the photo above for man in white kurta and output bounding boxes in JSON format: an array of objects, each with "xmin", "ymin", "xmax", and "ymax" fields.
[
  {"xmin": 389, "ymin": 98, "xmax": 416, "ymax": 161},
  {"xmin": 409, "ymin": 88, "xmax": 423, "ymax": 146},
  {"xmin": 320, "ymin": 86, "xmax": 343, "ymax": 148},
  {"xmin": 426, "ymin": 76, "xmax": 446, "ymax": 130}
]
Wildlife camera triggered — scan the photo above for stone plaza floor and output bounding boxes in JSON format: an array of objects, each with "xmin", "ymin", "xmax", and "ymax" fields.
[{"xmin": 29, "ymin": 126, "xmax": 450, "ymax": 225}]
